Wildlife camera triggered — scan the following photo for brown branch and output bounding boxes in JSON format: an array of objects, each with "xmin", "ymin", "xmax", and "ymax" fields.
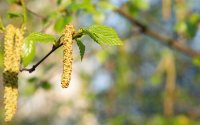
[
  {"xmin": 115, "ymin": 9, "xmax": 200, "ymax": 58},
  {"xmin": 20, "ymin": 31, "xmax": 83, "ymax": 73}
]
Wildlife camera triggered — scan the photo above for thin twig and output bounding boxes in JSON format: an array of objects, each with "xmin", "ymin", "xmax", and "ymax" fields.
[
  {"xmin": 20, "ymin": 7, "xmax": 200, "ymax": 73},
  {"xmin": 17, "ymin": 2, "xmax": 200, "ymax": 58},
  {"xmin": 20, "ymin": 32, "xmax": 83, "ymax": 73},
  {"xmin": 16, "ymin": 1, "xmax": 45, "ymax": 20},
  {"xmin": 115, "ymin": 9, "xmax": 200, "ymax": 58},
  {"xmin": 26, "ymin": 8, "xmax": 46, "ymax": 20}
]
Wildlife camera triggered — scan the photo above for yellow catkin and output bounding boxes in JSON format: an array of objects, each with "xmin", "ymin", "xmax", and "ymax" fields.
[
  {"xmin": 3, "ymin": 71, "xmax": 18, "ymax": 122},
  {"xmin": 61, "ymin": 24, "xmax": 75, "ymax": 88},
  {"xmin": 3, "ymin": 25, "xmax": 15, "ymax": 71},
  {"xmin": 3, "ymin": 25, "xmax": 24, "ymax": 122},
  {"xmin": 13, "ymin": 28, "xmax": 24, "ymax": 72}
]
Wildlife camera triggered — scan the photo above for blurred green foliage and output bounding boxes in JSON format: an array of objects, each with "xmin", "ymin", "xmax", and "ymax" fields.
[{"xmin": 1, "ymin": 0, "xmax": 200, "ymax": 125}]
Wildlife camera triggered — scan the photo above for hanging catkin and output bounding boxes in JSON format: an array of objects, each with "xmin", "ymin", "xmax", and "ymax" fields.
[
  {"xmin": 61, "ymin": 24, "xmax": 75, "ymax": 88},
  {"xmin": 3, "ymin": 24, "xmax": 24, "ymax": 122}
]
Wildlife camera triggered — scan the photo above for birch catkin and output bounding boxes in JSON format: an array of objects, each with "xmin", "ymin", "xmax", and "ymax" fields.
[
  {"xmin": 3, "ymin": 25, "xmax": 15, "ymax": 71},
  {"xmin": 61, "ymin": 24, "xmax": 75, "ymax": 88},
  {"xmin": 3, "ymin": 24, "xmax": 24, "ymax": 122}
]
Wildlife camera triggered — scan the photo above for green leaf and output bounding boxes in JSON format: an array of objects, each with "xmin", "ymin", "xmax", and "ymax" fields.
[
  {"xmin": 83, "ymin": 24, "xmax": 123, "ymax": 46},
  {"xmin": 23, "ymin": 32, "xmax": 55, "ymax": 67},
  {"xmin": 186, "ymin": 21, "xmax": 197, "ymax": 37},
  {"xmin": 28, "ymin": 77, "xmax": 38, "ymax": 83},
  {"xmin": 175, "ymin": 21, "xmax": 187, "ymax": 33},
  {"xmin": 6, "ymin": 0, "xmax": 17, "ymax": 4},
  {"xmin": 128, "ymin": 0, "xmax": 149, "ymax": 15},
  {"xmin": 21, "ymin": 32, "xmax": 56, "ymax": 67},
  {"xmin": 7, "ymin": 12, "xmax": 22, "ymax": 18},
  {"xmin": 40, "ymin": 81, "xmax": 52, "ymax": 90},
  {"xmin": 57, "ymin": 0, "xmax": 62, "ymax": 5},
  {"xmin": 67, "ymin": 0, "xmax": 95, "ymax": 13},
  {"xmin": 22, "ymin": 39, "xmax": 36, "ymax": 67},
  {"xmin": 22, "ymin": 32, "xmax": 56, "ymax": 67},
  {"xmin": 67, "ymin": 2, "xmax": 81, "ymax": 12},
  {"xmin": 26, "ymin": 32, "xmax": 56, "ymax": 43},
  {"xmin": 54, "ymin": 16, "xmax": 72, "ymax": 32},
  {"xmin": 76, "ymin": 39, "xmax": 85, "ymax": 61}
]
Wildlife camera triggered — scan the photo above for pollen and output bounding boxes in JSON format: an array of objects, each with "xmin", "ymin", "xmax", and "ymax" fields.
[
  {"xmin": 3, "ymin": 25, "xmax": 24, "ymax": 122},
  {"xmin": 61, "ymin": 24, "xmax": 75, "ymax": 88}
]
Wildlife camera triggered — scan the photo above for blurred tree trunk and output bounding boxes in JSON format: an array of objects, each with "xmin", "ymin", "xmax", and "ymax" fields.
[
  {"xmin": 164, "ymin": 51, "xmax": 176, "ymax": 117},
  {"xmin": 162, "ymin": 0, "xmax": 171, "ymax": 20},
  {"xmin": 155, "ymin": 50, "xmax": 176, "ymax": 117}
]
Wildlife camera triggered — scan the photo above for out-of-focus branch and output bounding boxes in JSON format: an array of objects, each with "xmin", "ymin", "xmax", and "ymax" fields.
[
  {"xmin": 16, "ymin": 1, "xmax": 46, "ymax": 20},
  {"xmin": 26, "ymin": 8, "xmax": 46, "ymax": 20},
  {"xmin": 115, "ymin": 9, "xmax": 200, "ymax": 58}
]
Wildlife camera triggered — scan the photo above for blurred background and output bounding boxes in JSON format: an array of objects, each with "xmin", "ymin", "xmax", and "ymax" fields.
[{"xmin": 1, "ymin": 0, "xmax": 200, "ymax": 124}]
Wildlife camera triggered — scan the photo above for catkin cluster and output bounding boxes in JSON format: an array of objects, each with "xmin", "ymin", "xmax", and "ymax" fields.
[
  {"xmin": 3, "ymin": 24, "xmax": 24, "ymax": 122},
  {"xmin": 61, "ymin": 24, "xmax": 75, "ymax": 88}
]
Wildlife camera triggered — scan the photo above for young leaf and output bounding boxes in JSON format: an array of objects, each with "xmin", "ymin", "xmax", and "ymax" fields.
[
  {"xmin": 83, "ymin": 24, "xmax": 123, "ymax": 46},
  {"xmin": 67, "ymin": 1, "xmax": 95, "ymax": 13},
  {"xmin": 22, "ymin": 32, "xmax": 55, "ymax": 67},
  {"xmin": 57, "ymin": 0, "xmax": 62, "ymax": 5},
  {"xmin": 26, "ymin": 32, "xmax": 56, "ymax": 43},
  {"xmin": 40, "ymin": 81, "xmax": 52, "ymax": 90},
  {"xmin": 22, "ymin": 39, "xmax": 36, "ymax": 67},
  {"xmin": 7, "ymin": 12, "xmax": 22, "ymax": 18},
  {"xmin": 28, "ymin": 77, "xmax": 38, "ymax": 83},
  {"xmin": 6, "ymin": 0, "xmax": 17, "ymax": 4},
  {"xmin": 76, "ymin": 39, "xmax": 85, "ymax": 61}
]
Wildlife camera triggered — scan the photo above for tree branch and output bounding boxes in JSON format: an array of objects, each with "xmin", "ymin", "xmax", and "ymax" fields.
[
  {"xmin": 115, "ymin": 9, "xmax": 200, "ymax": 58},
  {"xmin": 26, "ymin": 8, "xmax": 46, "ymax": 20},
  {"xmin": 20, "ymin": 31, "xmax": 83, "ymax": 73},
  {"xmin": 20, "ymin": 7, "xmax": 200, "ymax": 73}
]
